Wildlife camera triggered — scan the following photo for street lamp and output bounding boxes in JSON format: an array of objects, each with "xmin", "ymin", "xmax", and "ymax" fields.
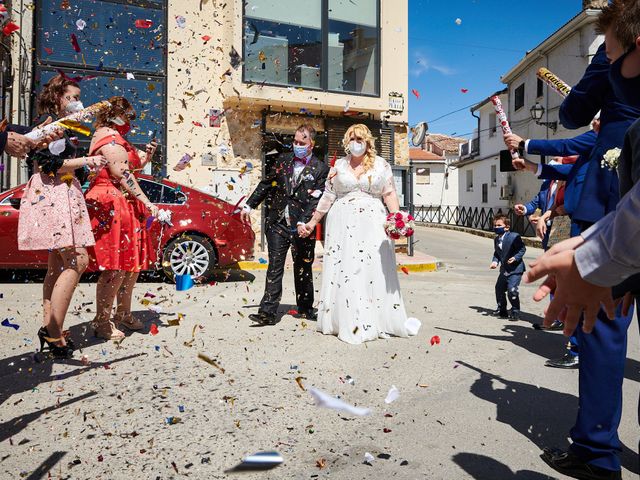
[{"xmin": 530, "ymin": 102, "xmax": 558, "ymax": 132}]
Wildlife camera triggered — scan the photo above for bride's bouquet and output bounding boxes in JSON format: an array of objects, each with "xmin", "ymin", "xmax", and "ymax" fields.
[{"xmin": 384, "ymin": 211, "xmax": 415, "ymax": 240}]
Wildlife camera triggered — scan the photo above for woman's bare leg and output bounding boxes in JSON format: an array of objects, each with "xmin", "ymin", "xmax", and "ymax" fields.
[
  {"xmin": 47, "ymin": 248, "xmax": 89, "ymax": 345},
  {"xmin": 43, "ymin": 250, "xmax": 64, "ymax": 328},
  {"xmin": 94, "ymin": 270, "xmax": 126, "ymax": 339}
]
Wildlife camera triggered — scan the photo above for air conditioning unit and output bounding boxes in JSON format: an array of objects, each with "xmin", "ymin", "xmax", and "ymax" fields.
[{"xmin": 500, "ymin": 185, "xmax": 513, "ymax": 199}]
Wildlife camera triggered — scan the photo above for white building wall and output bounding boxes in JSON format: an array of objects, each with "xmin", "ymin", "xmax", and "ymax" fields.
[
  {"xmin": 456, "ymin": 92, "xmax": 511, "ymax": 210},
  {"xmin": 505, "ymin": 27, "xmax": 603, "ymax": 207}
]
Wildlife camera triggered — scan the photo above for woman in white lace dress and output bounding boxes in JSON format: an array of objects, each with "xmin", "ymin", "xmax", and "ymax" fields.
[{"xmin": 301, "ymin": 124, "xmax": 420, "ymax": 344}]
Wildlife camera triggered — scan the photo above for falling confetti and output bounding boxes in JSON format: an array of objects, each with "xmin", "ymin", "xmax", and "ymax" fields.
[
  {"xmin": 430, "ymin": 335, "xmax": 441, "ymax": 346},
  {"xmin": 135, "ymin": 19, "xmax": 153, "ymax": 29},
  {"xmin": 411, "ymin": 89, "xmax": 420, "ymax": 99},
  {"xmin": 70, "ymin": 33, "xmax": 81, "ymax": 52}
]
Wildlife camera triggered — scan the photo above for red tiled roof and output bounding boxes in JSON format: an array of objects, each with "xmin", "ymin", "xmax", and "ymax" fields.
[
  {"xmin": 410, "ymin": 148, "xmax": 445, "ymax": 162},
  {"xmin": 423, "ymin": 134, "xmax": 467, "ymax": 154}
]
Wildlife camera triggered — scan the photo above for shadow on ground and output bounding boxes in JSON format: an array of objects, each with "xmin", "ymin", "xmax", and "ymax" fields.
[
  {"xmin": 457, "ymin": 361, "xmax": 639, "ymax": 475},
  {"xmin": 453, "ymin": 452, "xmax": 553, "ymax": 480}
]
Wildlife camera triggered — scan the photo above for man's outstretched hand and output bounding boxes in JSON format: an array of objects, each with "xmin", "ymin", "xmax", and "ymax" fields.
[{"xmin": 524, "ymin": 236, "xmax": 616, "ymax": 335}]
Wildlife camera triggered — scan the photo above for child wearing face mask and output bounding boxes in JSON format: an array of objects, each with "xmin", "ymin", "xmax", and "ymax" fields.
[
  {"xmin": 18, "ymin": 74, "xmax": 107, "ymax": 359},
  {"xmin": 490, "ymin": 214, "xmax": 526, "ymax": 320}
]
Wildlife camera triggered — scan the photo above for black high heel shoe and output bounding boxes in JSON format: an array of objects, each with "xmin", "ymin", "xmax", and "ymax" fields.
[{"xmin": 37, "ymin": 326, "xmax": 74, "ymax": 359}]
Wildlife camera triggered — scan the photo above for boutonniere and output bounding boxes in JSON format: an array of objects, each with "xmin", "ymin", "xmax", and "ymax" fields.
[
  {"xmin": 302, "ymin": 173, "xmax": 314, "ymax": 181},
  {"xmin": 601, "ymin": 147, "xmax": 621, "ymax": 170}
]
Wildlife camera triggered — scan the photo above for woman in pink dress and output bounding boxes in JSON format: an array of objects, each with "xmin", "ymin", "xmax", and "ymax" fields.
[{"xmin": 18, "ymin": 75, "xmax": 106, "ymax": 358}]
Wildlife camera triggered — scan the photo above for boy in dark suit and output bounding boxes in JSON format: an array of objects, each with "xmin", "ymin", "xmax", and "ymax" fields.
[{"xmin": 490, "ymin": 214, "xmax": 526, "ymax": 320}]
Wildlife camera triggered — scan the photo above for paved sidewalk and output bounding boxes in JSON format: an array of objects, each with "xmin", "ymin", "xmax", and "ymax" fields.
[{"xmin": 238, "ymin": 242, "xmax": 439, "ymax": 273}]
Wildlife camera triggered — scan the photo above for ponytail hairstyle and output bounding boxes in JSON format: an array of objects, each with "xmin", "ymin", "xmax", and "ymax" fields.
[
  {"xmin": 37, "ymin": 75, "xmax": 80, "ymax": 117},
  {"xmin": 342, "ymin": 123, "xmax": 378, "ymax": 172}
]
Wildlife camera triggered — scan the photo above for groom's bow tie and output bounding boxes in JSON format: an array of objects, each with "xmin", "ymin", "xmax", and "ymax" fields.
[{"xmin": 294, "ymin": 156, "xmax": 309, "ymax": 166}]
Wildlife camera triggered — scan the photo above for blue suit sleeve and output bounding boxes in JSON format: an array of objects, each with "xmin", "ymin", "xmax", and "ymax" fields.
[
  {"xmin": 559, "ymin": 43, "xmax": 609, "ymax": 129},
  {"xmin": 527, "ymin": 131, "xmax": 597, "ymax": 158},
  {"xmin": 513, "ymin": 235, "xmax": 526, "ymax": 262},
  {"xmin": 538, "ymin": 163, "xmax": 574, "ymax": 181},
  {"xmin": 524, "ymin": 192, "xmax": 541, "ymax": 215}
]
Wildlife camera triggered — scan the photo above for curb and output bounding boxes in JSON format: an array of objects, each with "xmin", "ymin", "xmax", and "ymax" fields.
[
  {"xmin": 418, "ymin": 223, "xmax": 543, "ymax": 249},
  {"xmin": 236, "ymin": 260, "xmax": 439, "ymax": 273}
]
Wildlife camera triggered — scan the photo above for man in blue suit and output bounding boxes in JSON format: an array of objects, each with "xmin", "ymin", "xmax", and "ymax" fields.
[
  {"xmin": 505, "ymin": 125, "xmax": 598, "ymax": 237},
  {"xmin": 509, "ymin": 26, "xmax": 640, "ymax": 479},
  {"xmin": 490, "ymin": 214, "xmax": 526, "ymax": 320}
]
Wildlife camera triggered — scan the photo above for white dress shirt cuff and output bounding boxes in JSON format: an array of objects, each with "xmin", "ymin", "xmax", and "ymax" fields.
[
  {"xmin": 242, "ymin": 205, "xmax": 252, "ymax": 213},
  {"xmin": 524, "ymin": 139, "xmax": 530, "ymax": 154},
  {"xmin": 535, "ymin": 163, "xmax": 543, "ymax": 177}
]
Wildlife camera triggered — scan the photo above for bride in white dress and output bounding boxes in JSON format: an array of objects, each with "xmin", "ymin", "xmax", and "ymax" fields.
[{"xmin": 301, "ymin": 124, "xmax": 420, "ymax": 344}]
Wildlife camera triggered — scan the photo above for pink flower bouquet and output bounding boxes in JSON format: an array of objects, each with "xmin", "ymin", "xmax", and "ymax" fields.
[{"xmin": 384, "ymin": 211, "xmax": 415, "ymax": 240}]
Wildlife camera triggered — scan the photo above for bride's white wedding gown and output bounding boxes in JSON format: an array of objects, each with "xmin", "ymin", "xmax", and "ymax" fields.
[{"xmin": 315, "ymin": 155, "xmax": 421, "ymax": 344}]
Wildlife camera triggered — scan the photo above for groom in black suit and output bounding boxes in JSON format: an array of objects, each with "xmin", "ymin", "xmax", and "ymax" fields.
[{"xmin": 241, "ymin": 124, "xmax": 330, "ymax": 325}]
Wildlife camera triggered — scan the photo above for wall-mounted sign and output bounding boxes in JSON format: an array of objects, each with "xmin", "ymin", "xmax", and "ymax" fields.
[{"xmin": 388, "ymin": 92, "xmax": 404, "ymax": 114}]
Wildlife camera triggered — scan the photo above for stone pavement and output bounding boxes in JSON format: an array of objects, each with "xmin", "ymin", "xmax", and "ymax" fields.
[{"xmin": 0, "ymin": 226, "xmax": 637, "ymax": 479}]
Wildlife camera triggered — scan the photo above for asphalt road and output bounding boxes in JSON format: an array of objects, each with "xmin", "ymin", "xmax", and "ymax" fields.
[{"xmin": 0, "ymin": 226, "xmax": 637, "ymax": 479}]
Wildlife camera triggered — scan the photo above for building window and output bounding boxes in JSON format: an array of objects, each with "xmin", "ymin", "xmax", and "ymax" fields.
[
  {"xmin": 34, "ymin": 0, "xmax": 167, "ymax": 169},
  {"xmin": 537, "ymin": 78, "xmax": 544, "ymax": 98},
  {"xmin": 482, "ymin": 183, "xmax": 488, "ymax": 203},
  {"xmin": 489, "ymin": 113, "xmax": 497, "ymax": 137},
  {"xmin": 514, "ymin": 84, "xmax": 525, "ymax": 111},
  {"xmin": 466, "ymin": 169, "xmax": 473, "ymax": 192},
  {"xmin": 243, "ymin": 0, "xmax": 380, "ymax": 95},
  {"xmin": 491, "ymin": 164, "xmax": 497, "ymax": 186},
  {"xmin": 416, "ymin": 167, "xmax": 431, "ymax": 185}
]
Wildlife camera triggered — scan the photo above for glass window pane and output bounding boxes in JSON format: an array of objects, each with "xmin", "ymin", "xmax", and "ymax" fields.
[
  {"xmin": 328, "ymin": 0, "xmax": 379, "ymax": 95},
  {"xmin": 37, "ymin": 0, "xmax": 166, "ymax": 74},
  {"xmin": 138, "ymin": 178, "xmax": 163, "ymax": 204},
  {"xmin": 36, "ymin": 68, "xmax": 166, "ymax": 146},
  {"xmin": 244, "ymin": 0, "xmax": 322, "ymax": 89}
]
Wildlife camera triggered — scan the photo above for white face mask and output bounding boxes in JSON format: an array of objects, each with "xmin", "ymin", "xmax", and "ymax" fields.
[
  {"xmin": 65, "ymin": 100, "xmax": 84, "ymax": 114},
  {"xmin": 349, "ymin": 141, "xmax": 366, "ymax": 157}
]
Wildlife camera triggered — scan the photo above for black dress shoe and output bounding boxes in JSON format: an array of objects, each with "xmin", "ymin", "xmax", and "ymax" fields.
[
  {"xmin": 296, "ymin": 309, "xmax": 317, "ymax": 321},
  {"xmin": 249, "ymin": 313, "xmax": 278, "ymax": 326},
  {"xmin": 534, "ymin": 320, "xmax": 565, "ymax": 331},
  {"xmin": 540, "ymin": 447, "xmax": 621, "ymax": 480},
  {"xmin": 545, "ymin": 352, "xmax": 579, "ymax": 369},
  {"xmin": 492, "ymin": 308, "xmax": 509, "ymax": 318},
  {"xmin": 508, "ymin": 310, "xmax": 520, "ymax": 321}
]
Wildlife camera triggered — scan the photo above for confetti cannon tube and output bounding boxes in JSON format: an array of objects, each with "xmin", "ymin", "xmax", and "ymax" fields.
[
  {"xmin": 537, "ymin": 67, "xmax": 571, "ymax": 98},
  {"xmin": 490, "ymin": 95, "xmax": 519, "ymax": 160},
  {"xmin": 24, "ymin": 100, "xmax": 112, "ymax": 142}
]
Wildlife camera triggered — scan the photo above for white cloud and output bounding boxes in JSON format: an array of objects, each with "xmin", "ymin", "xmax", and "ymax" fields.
[{"xmin": 411, "ymin": 52, "xmax": 455, "ymax": 77}]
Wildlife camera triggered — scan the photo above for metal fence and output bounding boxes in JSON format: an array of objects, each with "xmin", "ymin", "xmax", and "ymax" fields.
[{"xmin": 411, "ymin": 205, "xmax": 537, "ymax": 238}]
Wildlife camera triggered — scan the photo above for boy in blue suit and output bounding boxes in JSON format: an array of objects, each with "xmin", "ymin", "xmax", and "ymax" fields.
[{"xmin": 490, "ymin": 214, "xmax": 526, "ymax": 320}]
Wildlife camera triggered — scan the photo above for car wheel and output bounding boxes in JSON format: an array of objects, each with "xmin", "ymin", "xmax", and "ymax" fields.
[{"xmin": 162, "ymin": 234, "xmax": 217, "ymax": 283}]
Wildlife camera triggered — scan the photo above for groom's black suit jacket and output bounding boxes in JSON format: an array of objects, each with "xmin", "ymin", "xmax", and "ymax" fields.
[{"xmin": 246, "ymin": 152, "xmax": 330, "ymax": 227}]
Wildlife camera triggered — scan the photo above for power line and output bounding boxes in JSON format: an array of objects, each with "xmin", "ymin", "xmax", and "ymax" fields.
[{"xmin": 426, "ymin": 102, "xmax": 478, "ymax": 124}]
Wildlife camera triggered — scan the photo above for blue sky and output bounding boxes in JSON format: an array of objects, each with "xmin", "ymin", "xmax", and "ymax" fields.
[{"xmin": 408, "ymin": 0, "xmax": 584, "ymax": 139}]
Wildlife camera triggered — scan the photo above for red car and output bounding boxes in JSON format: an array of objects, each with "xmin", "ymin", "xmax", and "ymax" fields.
[{"xmin": 0, "ymin": 175, "xmax": 255, "ymax": 281}]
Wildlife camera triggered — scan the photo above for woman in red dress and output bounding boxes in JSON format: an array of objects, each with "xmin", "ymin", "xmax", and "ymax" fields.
[{"xmin": 85, "ymin": 97, "xmax": 158, "ymax": 340}]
